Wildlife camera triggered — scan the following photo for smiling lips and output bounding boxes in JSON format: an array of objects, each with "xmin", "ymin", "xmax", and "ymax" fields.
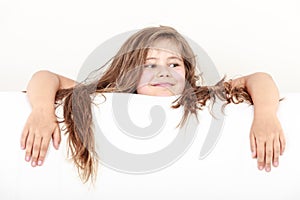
[{"xmin": 151, "ymin": 82, "xmax": 174, "ymax": 88}]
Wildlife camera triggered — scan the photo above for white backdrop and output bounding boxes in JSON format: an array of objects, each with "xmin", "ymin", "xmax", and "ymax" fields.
[
  {"xmin": 1, "ymin": 92, "xmax": 300, "ymax": 200},
  {"xmin": 0, "ymin": 0, "xmax": 299, "ymax": 92}
]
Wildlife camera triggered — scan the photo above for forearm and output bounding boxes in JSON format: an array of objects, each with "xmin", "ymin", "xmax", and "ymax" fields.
[
  {"xmin": 244, "ymin": 72, "xmax": 280, "ymax": 117},
  {"xmin": 26, "ymin": 70, "xmax": 60, "ymax": 111},
  {"xmin": 22, "ymin": 70, "xmax": 75, "ymax": 166},
  {"xmin": 231, "ymin": 72, "xmax": 285, "ymax": 171}
]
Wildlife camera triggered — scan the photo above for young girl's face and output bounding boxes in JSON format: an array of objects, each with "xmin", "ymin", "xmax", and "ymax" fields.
[{"xmin": 136, "ymin": 46, "xmax": 186, "ymax": 96}]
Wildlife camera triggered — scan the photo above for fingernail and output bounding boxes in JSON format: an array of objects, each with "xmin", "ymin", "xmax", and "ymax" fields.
[
  {"xmin": 38, "ymin": 160, "xmax": 43, "ymax": 166},
  {"xmin": 55, "ymin": 143, "xmax": 59, "ymax": 150},
  {"xmin": 258, "ymin": 166, "xmax": 264, "ymax": 170},
  {"xmin": 32, "ymin": 161, "xmax": 36, "ymax": 167},
  {"xmin": 265, "ymin": 167, "xmax": 271, "ymax": 172},
  {"xmin": 274, "ymin": 161, "xmax": 278, "ymax": 167},
  {"xmin": 252, "ymin": 152, "xmax": 256, "ymax": 158},
  {"xmin": 25, "ymin": 156, "xmax": 30, "ymax": 162}
]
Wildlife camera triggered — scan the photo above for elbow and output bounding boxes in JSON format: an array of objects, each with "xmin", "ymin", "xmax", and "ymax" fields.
[
  {"xmin": 252, "ymin": 72, "xmax": 273, "ymax": 80},
  {"xmin": 28, "ymin": 70, "xmax": 59, "ymax": 89},
  {"xmin": 30, "ymin": 70, "xmax": 59, "ymax": 82},
  {"xmin": 31, "ymin": 70, "xmax": 53, "ymax": 78}
]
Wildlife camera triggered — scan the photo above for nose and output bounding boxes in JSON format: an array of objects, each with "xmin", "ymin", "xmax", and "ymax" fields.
[{"xmin": 156, "ymin": 65, "xmax": 171, "ymax": 78}]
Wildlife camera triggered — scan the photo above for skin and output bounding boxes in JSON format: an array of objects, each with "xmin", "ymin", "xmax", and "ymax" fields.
[
  {"xmin": 137, "ymin": 48, "xmax": 185, "ymax": 96},
  {"xmin": 232, "ymin": 73, "xmax": 286, "ymax": 171},
  {"xmin": 21, "ymin": 48, "xmax": 285, "ymax": 172},
  {"xmin": 21, "ymin": 71, "xmax": 76, "ymax": 167}
]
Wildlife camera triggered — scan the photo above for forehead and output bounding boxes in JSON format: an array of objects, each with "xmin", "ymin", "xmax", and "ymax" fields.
[
  {"xmin": 146, "ymin": 49, "xmax": 183, "ymax": 61},
  {"xmin": 149, "ymin": 38, "xmax": 182, "ymax": 56}
]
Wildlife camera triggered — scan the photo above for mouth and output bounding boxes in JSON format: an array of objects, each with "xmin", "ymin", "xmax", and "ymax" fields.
[{"xmin": 151, "ymin": 82, "xmax": 174, "ymax": 88}]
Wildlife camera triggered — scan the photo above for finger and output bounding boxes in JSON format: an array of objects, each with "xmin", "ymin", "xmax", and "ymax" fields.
[
  {"xmin": 273, "ymin": 138, "xmax": 280, "ymax": 167},
  {"xmin": 31, "ymin": 135, "xmax": 42, "ymax": 167},
  {"xmin": 250, "ymin": 133, "xmax": 257, "ymax": 158},
  {"xmin": 52, "ymin": 126, "xmax": 61, "ymax": 150},
  {"xmin": 256, "ymin": 141, "xmax": 265, "ymax": 171},
  {"xmin": 25, "ymin": 132, "xmax": 34, "ymax": 162},
  {"xmin": 279, "ymin": 131, "xmax": 286, "ymax": 155},
  {"xmin": 265, "ymin": 141, "xmax": 273, "ymax": 172},
  {"xmin": 37, "ymin": 137, "xmax": 51, "ymax": 166},
  {"xmin": 20, "ymin": 125, "xmax": 29, "ymax": 150}
]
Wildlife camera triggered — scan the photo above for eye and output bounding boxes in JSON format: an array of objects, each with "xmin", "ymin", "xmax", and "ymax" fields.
[
  {"xmin": 144, "ymin": 64, "xmax": 157, "ymax": 68},
  {"xmin": 169, "ymin": 63, "xmax": 179, "ymax": 68}
]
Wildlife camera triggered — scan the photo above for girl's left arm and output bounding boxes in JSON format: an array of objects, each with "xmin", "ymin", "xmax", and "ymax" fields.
[{"xmin": 231, "ymin": 72, "xmax": 286, "ymax": 172}]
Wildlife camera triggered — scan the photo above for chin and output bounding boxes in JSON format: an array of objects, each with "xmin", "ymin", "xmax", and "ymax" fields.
[
  {"xmin": 154, "ymin": 93, "xmax": 173, "ymax": 97},
  {"xmin": 153, "ymin": 90, "xmax": 176, "ymax": 97}
]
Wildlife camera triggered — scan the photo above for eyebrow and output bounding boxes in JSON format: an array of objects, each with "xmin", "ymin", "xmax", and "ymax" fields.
[{"xmin": 146, "ymin": 56, "xmax": 183, "ymax": 61}]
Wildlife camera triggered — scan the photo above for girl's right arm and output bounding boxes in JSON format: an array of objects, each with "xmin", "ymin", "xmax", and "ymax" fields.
[{"xmin": 21, "ymin": 70, "xmax": 76, "ymax": 167}]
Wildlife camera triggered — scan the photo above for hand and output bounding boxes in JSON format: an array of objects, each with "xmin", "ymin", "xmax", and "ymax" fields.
[
  {"xmin": 250, "ymin": 113, "xmax": 286, "ymax": 172},
  {"xmin": 20, "ymin": 107, "xmax": 61, "ymax": 167}
]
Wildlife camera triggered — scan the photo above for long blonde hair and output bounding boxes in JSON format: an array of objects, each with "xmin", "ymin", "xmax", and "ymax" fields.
[{"xmin": 55, "ymin": 26, "xmax": 252, "ymax": 183}]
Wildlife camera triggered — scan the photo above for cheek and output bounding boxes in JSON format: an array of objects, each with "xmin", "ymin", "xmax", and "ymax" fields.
[
  {"xmin": 172, "ymin": 68, "xmax": 186, "ymax": 83},
  {"xmin": 137, "ymin": 71, "xmax": 153, "ymax": 91},
  {"xmin": 173, "ymin": 69, "xmax": 186, "ymax": 94}
]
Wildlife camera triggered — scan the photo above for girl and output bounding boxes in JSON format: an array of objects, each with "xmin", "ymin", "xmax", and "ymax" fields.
[{"xmin": 21, "ymin": 25, "xmax": 285, "ymax": 183}]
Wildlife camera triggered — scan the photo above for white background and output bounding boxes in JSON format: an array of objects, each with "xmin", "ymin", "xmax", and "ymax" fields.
[
  {"xmin": 1, "ymin": 92, "xmax": 300, "ymax": 200},
  {"xmin": 0, "ymin": 0, "xmax": 299, "ymax": 92}
]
